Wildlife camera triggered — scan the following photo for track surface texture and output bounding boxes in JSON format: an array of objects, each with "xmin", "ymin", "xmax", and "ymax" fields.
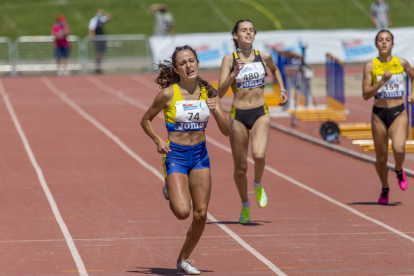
[{"xmin": 1, "ymin": 73, "xmax": 414, "ymax": 276}]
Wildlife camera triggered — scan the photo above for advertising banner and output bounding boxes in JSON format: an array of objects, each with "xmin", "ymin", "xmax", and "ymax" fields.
[{"xmin": 150, "ymin": 27, "xmax": 414, "ymax": 68}]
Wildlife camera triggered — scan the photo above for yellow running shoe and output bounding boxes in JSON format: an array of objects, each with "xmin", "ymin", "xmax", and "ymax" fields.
[
  {"xmin": 239, "ymin": 206, "xmax": 250, "ymax": 224},
  {"xmin": 254, "ymin": 185, "xmax": 267, "ymax": 208}
]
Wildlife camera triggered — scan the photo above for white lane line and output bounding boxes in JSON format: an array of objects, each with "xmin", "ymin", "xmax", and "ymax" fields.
[
  {"xmin": 0, "ymin": 79, "xmax": 88, "ymax": 276},
  {"xmin": 2, "ymin": 230, "xmax": 413, "ymax": 243},
  {"xmin": 128, "ymin": 76, "xmax": 414, "ymax": 244},
  {"xmin": 203, "ymin": 0, "xmax": 234, "ymax": 29},
  {"xmin": 46, "ymin": 77, "xmax": 287, "ymax": 276}
]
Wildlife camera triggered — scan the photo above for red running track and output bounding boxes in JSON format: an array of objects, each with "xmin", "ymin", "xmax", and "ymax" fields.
[{"xmin": 0, "ymin": 74, "xmax": 414, "ymax": 276}]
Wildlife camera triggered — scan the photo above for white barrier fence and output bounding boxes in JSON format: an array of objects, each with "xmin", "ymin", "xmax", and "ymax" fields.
[
  {"xmin": 0, "ymin": 37, "xmax": 14, "ymax": 74},
  {"xmin": 14, "ymin": 35, "xmax": 83, "ymax": 74},
  {"xmin": 1, "ymin": 34, "xmax": 152, "ymax": 75},
  {"xmin": 83, "ymin": 34, "xmax": 151, "ymax": 73}
]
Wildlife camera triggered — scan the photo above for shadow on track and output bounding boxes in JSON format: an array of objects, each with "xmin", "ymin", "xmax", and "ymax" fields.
[
  {"xmin": 347, "ymin": 202, "xmax": 402, "ymax": 206},
  {"xmin": 206, "ymin": 221, "xmax": 271, "ymax": 226},
  {"xmin": 127, "ymin": 267, "xmax": 213, "ymax": 275}
]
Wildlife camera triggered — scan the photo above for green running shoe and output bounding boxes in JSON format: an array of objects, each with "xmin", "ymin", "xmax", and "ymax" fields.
[
  {"xmin": 254, "ymin": 185, "xmax": 268, "ymax": 208},
  {"xmin": 239, "ymin": 206, "xmax": 250, "ymax": 224}
]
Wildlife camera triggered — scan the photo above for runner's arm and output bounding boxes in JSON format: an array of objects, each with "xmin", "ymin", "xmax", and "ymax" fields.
[
  {"xmin": 261, "ymin": 51, "xmax": 288, "ymax": 106},
  {"xmin": 140, "ymin": 88, "xmax": 173, "ymax": 153},
  {"xmin": 401, "ymin": 59, "xmax": 414, "ymax": 103},
  {"xmin": 208, "ymin": 96, "xmax": 230, "ymax": 136},
  {"xmin": 217, "ymin": 55, "xmax": 242, "ymax": 98},
  {"xmin": 362, "ymin": 61, "xmax": 389, "ymax": 100}
]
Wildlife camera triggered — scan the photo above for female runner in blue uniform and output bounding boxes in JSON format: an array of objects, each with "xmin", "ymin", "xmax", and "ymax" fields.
[
  {"xmin": 217, "ymin": 19, "xmax": 288, "ymax": 223},
  {"xmin": 141, "ymin": 45, "xmax": 230, "ymax": 274},
  {"xmin": 362, "ymin": 30, "xmax": 414, "ymax": 204}
]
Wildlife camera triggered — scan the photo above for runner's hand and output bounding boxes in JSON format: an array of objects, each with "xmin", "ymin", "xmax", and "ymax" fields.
[
  {"xmin": 381, "ymin": 71, "xmax": 392, "ymax": 83},
  {"xmin": 156, "ymin": 138, "xmax": 171, "ymax": 154},
  {"xmin": 408, "ymin": 94, "xmax": 414, "ymax": 105},
  {"xmin": 206, "ymin": 98, "xmax": 216, "ymax": 112},
  {"xmin": 279, "ymin": 91, "xmax": 288, "ymax": 106},
  {"xmin": 230, "ymin": 59, "xmax": 244, "ymax": 78}
]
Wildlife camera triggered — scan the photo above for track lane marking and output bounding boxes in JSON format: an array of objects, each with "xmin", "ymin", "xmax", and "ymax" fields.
[
  {"xmin": 0, "ymin": 79, "xmax": 89, "ymax": 276},
  {"xmin": 44, "ymin": 77, "xmax": 287, "ymax": 276}
]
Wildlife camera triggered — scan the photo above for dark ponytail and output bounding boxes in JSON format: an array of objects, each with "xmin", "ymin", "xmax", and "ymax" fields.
[
  {"xmin": 155, "ymin": 45, "xmax": 217, "ymax": 98},
  {"xmin": 231, "ymin": 19, "xmax": 257, "ymax": 49}
]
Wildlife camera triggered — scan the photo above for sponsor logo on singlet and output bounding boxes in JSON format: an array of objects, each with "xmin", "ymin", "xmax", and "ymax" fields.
[{"xmin": 175, "ymin": 122, "xmax": 207, "ymax": 130}]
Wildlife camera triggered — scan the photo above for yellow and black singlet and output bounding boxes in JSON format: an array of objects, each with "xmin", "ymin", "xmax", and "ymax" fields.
[
  {"xmin": 372, "ymin": 57, "xmax": 405, "ymax": 99},
  {"xmin": 230, "ymin": 50, "xmax": 266, "ymax": 92},
  {"xmin": 164, "ymin": 84, "xmax": 210, "ymax": 132}
]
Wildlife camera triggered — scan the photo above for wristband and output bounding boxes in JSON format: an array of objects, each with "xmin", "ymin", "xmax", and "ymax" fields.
[{"xmin": 280, "ymin": 89, "xmax": 287, "ymax": 93}]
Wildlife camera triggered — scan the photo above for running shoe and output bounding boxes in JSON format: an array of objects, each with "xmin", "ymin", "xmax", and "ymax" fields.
[
  {"xmin": 177, "ymin": 259, "xmax": 201, "ymax": 275},
  {"xmin": 162, "ymin": 185, "xmax": 169, "ymax": 200},
  {"xmin": 396, "ymin": 170, "xmax": 408, "ymax": 190},
  {"xmin": 254, "ymin": 185, "xmax": 268, "ymax": 208},
  {"xmin": 378, "ymin": 188, "xmax": 389, "ymax": 205},
  {"xmin": 239, "ymin": 206, "xmax": 250, "ymax": 224}
]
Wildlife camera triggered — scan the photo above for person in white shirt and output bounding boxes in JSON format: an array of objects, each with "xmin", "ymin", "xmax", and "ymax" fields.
[
  {"xmin": 89, "ymin": 9, "xmax": 112, "ymax": 74},
  {"xmin": 370, "ymin": 0, "xmax": 391, "ymax": 29},
  {"xmin": 150, "ymin": 3, "xmax": 175, "ymax": 36}
]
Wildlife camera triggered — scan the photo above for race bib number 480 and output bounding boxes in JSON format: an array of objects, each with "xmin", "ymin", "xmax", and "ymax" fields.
[
  {"xmin": 376, "ymin": 74, "xmax": 405, "ymax": 99},
  {"xmin": 174, "ymin": 100, "xmax": 210, "ymax": 131},
  {"xmin": 235, "ymin": 62, "xmax": 266, "ymax": 89}
]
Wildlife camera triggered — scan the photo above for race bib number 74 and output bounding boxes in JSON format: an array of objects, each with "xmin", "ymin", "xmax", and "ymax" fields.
[{"xmin": 174, "ymin": 100, "xmax": 210, "ymax": 131}]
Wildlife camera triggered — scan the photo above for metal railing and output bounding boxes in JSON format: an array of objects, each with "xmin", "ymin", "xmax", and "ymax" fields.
[
  {"xmin": 0, "ymin": 37, "xmax": 14, "ymax": 75},
  {"xmin": 82, "ymin": 34, "xmax": 152, "ymax": 73},
  {"xmin": 0, "ymin": 34, "xmax": 152, "ymax": 75},
  {"xmin": 14, "ymin": 35, "xmax": 83, "ymax": 74}
]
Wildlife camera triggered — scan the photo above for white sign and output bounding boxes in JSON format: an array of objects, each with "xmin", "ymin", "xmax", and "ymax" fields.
[{"xmin": 150, "ymin": 27, "xmax": 414, "ymax": 68}]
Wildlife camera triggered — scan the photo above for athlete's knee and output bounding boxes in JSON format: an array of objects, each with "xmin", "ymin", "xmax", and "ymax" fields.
[
  {"xmin": 376, "ymin": 155, "xmax": 388, "ymax": 166},
  {"xmin": 393, "ymin": 145, "xmax": 405, "ymax": 155},
  {"xmin": 234, "ymin": 165, "xmax": 247, "ymax": 178},
  {"xmin": 193, "ymin": 208, "xmax": 207, "ymax": 222},
  {"xmin": 172, "ymin": 206, "xmax": 191, "ymax": 220},
  {"xmin": 253, "ymin": 153, "xmax": 265, "ymax": 163}
]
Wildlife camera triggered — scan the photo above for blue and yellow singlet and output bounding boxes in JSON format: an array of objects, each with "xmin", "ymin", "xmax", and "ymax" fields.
[{"xmin": 164, "ymin": 84, "xmax": 210, "ymax": 132}]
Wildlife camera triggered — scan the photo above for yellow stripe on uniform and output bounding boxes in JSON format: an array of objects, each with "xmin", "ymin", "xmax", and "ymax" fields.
[
  {"xmin": 162, "ymin": 140, "xmax": 170, "ymax": 178},
  {"xmin": 230, "ymin": 106, "xmax": 236, "ymax": 119},
  {"xmin": 234, "ymin": 52, "xmax": 239, "ymax": 59},
  {"xmin": 263, "ymin": 104, "xmax": 269, "ymax": 114}
]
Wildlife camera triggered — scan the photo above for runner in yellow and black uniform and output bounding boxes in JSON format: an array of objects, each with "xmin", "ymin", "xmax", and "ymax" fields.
[
  {"xmin": 362, "ymin": 30, "xmax": 414, "ymax": 204},
  {"xmin": 217, "ymin": 19, "xmax": 288, "ymax": 224}
]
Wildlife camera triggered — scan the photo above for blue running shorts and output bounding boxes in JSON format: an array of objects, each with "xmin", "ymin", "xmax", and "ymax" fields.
[{"xmin": 163, "ymin": 140, "xmax": 210, "ymax": 178}]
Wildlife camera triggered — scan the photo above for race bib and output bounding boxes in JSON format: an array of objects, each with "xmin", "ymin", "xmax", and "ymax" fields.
[
  {"xmin": 376, "ymin": 74, "xmax": 405, "ymax": 99},
  {"xmin": 235, "ymin": 62, "xmax": 266, "ymax": 90},
  {"xmin": 174, "ymin": 100, "xmax": 210, "ymax": 131}
]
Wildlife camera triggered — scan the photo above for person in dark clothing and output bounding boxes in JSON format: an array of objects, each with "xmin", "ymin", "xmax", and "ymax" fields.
[{"xmin": 89, "ymin": 9, "xmax": 112, "ymax": 74}]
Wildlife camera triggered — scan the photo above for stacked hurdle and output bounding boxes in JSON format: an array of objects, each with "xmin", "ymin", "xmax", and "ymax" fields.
[
  {"xmin": 273, "ymin": 50, "xmax": 310, "ymax": 108},
  {"xmin": 351, "ymin": 76, "xmax": 414, "ymax": 152},
  {"xmin": 271, "ymin": 50, "xmax": 347, "ymax": 121}
]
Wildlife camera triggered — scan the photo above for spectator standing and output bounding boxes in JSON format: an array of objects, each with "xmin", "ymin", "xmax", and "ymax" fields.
[
  {"xmin": 370, "ymin": 0, "xmax": 391, "ymax": 29},
  {"xmin": 150, "ymin": 3, "xmax": 175, "ymax": 36},
  {"xmin": 52, "ymin": 14, "xmax": 70, "ymax": 76},
  {"xmin": 89, "ymin": 9, "xmax": 112, "ymax": 74}
]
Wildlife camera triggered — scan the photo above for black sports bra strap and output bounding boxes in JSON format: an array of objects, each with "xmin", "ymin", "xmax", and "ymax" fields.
[{"xmin": 231, "ymin": 51, "xmax": 240, "ymax": 73}]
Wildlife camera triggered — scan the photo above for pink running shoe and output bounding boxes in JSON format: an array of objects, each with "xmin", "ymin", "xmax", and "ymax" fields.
[
  {"xmin": 396, "ymin": 170, "xmax": 408, "ymax": 190},
  {"xmin": 378, "ymin": 188, "xmax": 389, "ymax": 205}
]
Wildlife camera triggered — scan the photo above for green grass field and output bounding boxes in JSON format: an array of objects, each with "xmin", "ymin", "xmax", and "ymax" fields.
[{"xmin": 0, "ymin": 0, "xmax": 413, "ymax": 39}]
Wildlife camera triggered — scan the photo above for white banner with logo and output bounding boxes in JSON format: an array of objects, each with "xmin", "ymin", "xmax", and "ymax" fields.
[{"xmin": 150, "ymin": 27, "xmax": 414, "ymax": 68}]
